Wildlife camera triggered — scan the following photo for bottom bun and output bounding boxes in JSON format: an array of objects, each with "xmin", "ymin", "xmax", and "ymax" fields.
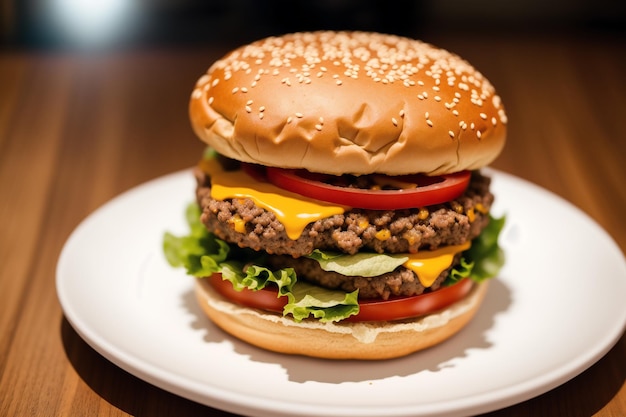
[{"xmin": 195, "ymin": 278, "xmax": 489, "ymax": 360}]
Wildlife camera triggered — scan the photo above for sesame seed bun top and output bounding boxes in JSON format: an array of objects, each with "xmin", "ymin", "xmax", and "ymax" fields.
[{"xmin": 189, "ymin": 31, "xmax": 507, "ymax": 175}]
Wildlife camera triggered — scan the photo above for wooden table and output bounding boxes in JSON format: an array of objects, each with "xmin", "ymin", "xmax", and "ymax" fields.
[{"xmin": 1, "ymin": 32, "xmax": 624, "ymax": 416}]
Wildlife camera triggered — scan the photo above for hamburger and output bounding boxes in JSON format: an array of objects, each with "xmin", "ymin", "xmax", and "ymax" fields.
[{"xmin": 164, "ymin": 31, "xmax": 506, "ymax": 360}]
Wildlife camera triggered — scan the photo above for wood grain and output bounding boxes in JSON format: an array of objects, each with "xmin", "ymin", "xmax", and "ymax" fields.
[{"xmin": 0, "ymin": 33, "xmax": 624, "ymax": 416}]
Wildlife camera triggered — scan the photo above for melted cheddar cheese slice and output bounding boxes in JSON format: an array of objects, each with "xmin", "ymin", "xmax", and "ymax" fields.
[
  {"xmin": 199, "ymin": 158, "xmax": 346, "ymax": 240},
  {"xmin": 401, "ymin": 241, "xmax": 471, "ymax": 287}
]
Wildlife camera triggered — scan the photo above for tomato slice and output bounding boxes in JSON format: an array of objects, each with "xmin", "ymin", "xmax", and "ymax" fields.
[
  {"xmin": 264, "ymin": 167, "xmax": 471, "ymax": 210},
  {"xmin": 241, "ymin": 162, "xmax": 268, "ymax": 183},
  {"xmin": 208, "ymin": 273, "xmax": 473, "ymax": 322},
  {"xmin": 346, "ymin": 278, "xmax": 473, "ymax": 322},
  {"xmin": 208, "ymin": 273, "xmax": 285, "ymax": 311}
]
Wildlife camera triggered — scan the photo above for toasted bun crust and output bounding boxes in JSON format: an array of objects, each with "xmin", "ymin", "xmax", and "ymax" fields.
[
  {"xmin": 189, "ymin": 31, "xmax": 506, "ymax": 176},
  {"xmin": 195, "ymin": 278, "xmax": 488, "ymax": 360}
]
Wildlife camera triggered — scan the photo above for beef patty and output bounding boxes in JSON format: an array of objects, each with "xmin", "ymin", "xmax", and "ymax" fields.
[
  {"xmin": 195, "ymin": 168, "xmax": 494, "ymax": 258},
  {"xmin": 263, "ymin": 253, "xmax": 462, "ymax": 300}
]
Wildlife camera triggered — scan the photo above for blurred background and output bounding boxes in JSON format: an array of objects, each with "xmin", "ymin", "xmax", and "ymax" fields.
[
  {"xmin": 1, "ymin": 0, "xmax": 625, "ymax": 51},
  {"xmin": 2, "ymin": 3, "xmax": 626, "ymax": 416}
]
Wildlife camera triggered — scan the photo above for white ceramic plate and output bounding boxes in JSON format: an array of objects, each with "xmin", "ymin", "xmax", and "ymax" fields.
[{"xmin": 56, "ymin": 169, "xmax": 626, "ymax": 417}]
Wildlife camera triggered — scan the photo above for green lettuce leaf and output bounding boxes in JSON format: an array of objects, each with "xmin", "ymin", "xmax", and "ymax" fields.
[
  {"xmin": 284, "ymin": 282, "xmax": 359, "ymax": 322},
  {"xmin": 446, "ymin": 257, "xmax": 475, "ymax": 284},
  {"xmin": 220, "ymin": 262, "xmax": 296, "ymax": 295},
  {"xmin": 163, "ymin": 203, "xmax": 359, "ymax": 322},
  {"xmin": 450, "ymin": 214, "xmax": 506, "ymax": 283},
  {"xmin": 163, "ymin": 204, "xmax": 230, "ymax": 277},
  {"xmin": 220, "ymin": 263, "xmax": 358, "ymax": 322},
  {"xmin": 307, "ymin": 250, "xmax": 408, "ymax": 277}
]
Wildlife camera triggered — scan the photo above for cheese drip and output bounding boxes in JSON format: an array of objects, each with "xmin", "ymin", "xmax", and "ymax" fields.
[
  {"xmin": 402, "ymin": 241, "xmax": 471, "ymax": 287},
  {"xmin": 199, "ymin": 158, "xmax": 346, "ymax": 240}
]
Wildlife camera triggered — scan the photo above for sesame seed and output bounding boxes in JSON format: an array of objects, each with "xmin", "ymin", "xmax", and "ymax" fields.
[
  {"xmin": 246, "ymin": 99, "xmax": 253, "ymax": 105},
  {"xmin": 245, "ymin": 105, "xmax": 252, "ymax": 113},
  {"xmin": 477, "ymin": 130, "xmax": 482, "ymax": 138},
  {"xmin": 231, "ymin": 87, "xmax": 239, "ymax": 94},
  {"xmin": 259, "ymin": 113, "xmax": 264, "ymax": 119},
  {"xmin": 392, "ymin": 117, "xmax": 398, "ymax": 126},
  {"xmin": 492, "ymin": 116, "xmax": 497, "ymax": 126},
  {"xmin": 241, "ymin": 87, "xmax": 248, "ymax": 93},
  {"xmin": 449, "ymin": 130, "xmax": 455, "ymax": 138},
  {"xmin": 425, "ymin": 112, "xmax": 430, "ymax": 119},
  {"xmin": 470, "ymin": 123, "xmax": 475, "ymax": 130},
  {"xmin": 336, "ymin": 80, "xmax": 343, "ymax": 85},
  {"xmin": 399, "ymin": 109, "xmax": 405, "ymax": 117},
  {"xmin": 197, "ymin": 74, "xmax": 210, "ymax": 86},
  {"xmin": 191, "ymin": 89, "xmax": 202, "ymax": 99},
  {"xmin": 452, "ymin": 109, "xmax": 459, "ymax": 116},
  {"xmin": 315, "ymin": 124, "xmax": 323, "ymax": 131},
  {"xmin": 259, "ymin": 106, "xmax": 265, "ymax": 112},
  {"xmin": 287, "ymin": 116, "xmax": 293, "ymax": 124},
  {"xmin": 426, "ymin": 119, "xmax": 433, "ymax": 127},
  {"xmin": 208, "ymin": 96, "xmax": 214, "ymax": 105},
  {"xmin": 479, "ymin": 113, "xmax": 487, "ymax": 120},
  {"xmin": 295, "ymin": 112, "xmax": 303, "ymax": 118},
  {"xmin": 251, "ymin": 81, "xmax": 257, "ymax": 87},
  {"xmin": 319, "ymin": 117, "xmax": 324, "ymax": 124},
  {"xmin": 417, "ymin": 94, "xmax": 424, "ymax": 100},
  {"xmin": 499, "ymin": 109, "xmax": 508, "ymax": 124},
  {"xmin": 316, "ymin": 71, "xmax": 323, "ymax": 77},
  {"xmin": 434, "ymin": 96, "xmax": 441, "ymax": 102}
]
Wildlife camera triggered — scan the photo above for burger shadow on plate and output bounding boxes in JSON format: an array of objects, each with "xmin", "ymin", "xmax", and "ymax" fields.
[{"xmin": 181, "ymin": 277, "xmax": 512, "ymax": 384}]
